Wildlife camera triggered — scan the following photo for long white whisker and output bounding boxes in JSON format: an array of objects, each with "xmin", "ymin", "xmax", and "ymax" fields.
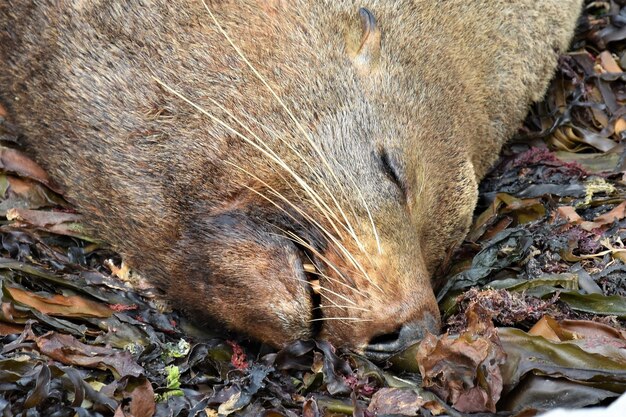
[
  {"xmin": 283, "ymin": 230, "xmax": 376, "ymax": 293},
  {"xmin": 295, "ymin": 278, "xmax": 358, "ymax": 306},
  {"xmin": 309, "ymin": 317, "xmax": 372, "ymax": 322},
  {"xmin": 202, "ymin": 94, "xmax": 367, "ymax": 248},
  {"xmin": 200, "ymin": 0, "xmax": 379, "ymax": 255},
  {"xmin": 152, "ymin": 76, "xmax": 345, "ymax": 238},
  {"xmin": 153, "ymin": 76, "xmax": 382, "ymax": 295},
  {"xmin": 305, "ymin": 270, "xmax": 368, "ymax": 300},
  {"xmin": 314, "ymin": 303, "xmax": 370, "ymax": 312},
  {"xmin": 225, "ymin": 160, "xmax": 381, "ymax": 291},
  {"xmin": 344, "ymin": 171, "xmax": 382, "ymax": 254}
]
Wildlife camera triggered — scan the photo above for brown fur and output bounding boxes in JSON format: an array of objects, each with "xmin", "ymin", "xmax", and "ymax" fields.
[{"xmin": 0, "ymin": 0, "xmax": 582, "ymax": 355}]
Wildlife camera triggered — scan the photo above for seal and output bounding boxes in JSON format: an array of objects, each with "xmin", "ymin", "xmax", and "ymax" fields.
[{"xmin": 0, "ymin": 0, "xmax": 582, "ymax": 358}]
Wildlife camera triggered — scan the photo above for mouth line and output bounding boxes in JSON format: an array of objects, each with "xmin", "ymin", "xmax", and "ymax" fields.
[{"xmin": 293, "ymin": 240, "xmax": 324, "ymax": 337}]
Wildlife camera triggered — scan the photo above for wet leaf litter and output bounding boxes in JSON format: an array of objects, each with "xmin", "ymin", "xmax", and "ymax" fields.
[{"xmin": 0, "ymin": 1, "xmax": 625, "ymax": 416}]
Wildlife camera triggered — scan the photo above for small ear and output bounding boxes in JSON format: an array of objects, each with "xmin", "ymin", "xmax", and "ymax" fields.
[{"xmin": 348, "ymin": 8, "xmax": 381, "ymax": 74}]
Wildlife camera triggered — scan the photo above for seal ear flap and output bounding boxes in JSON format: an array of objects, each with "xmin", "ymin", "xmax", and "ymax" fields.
[{"xmin": 347, "ymin": 8, "xmax": 381, "ymax": 74}]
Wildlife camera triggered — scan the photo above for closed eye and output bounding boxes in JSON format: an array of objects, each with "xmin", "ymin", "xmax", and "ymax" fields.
[{"xmin": 379, "ymin": 148, "xmax": 407, "ymax": 201}]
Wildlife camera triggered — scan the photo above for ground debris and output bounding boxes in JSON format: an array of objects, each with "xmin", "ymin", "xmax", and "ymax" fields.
[{"xmin": 1, "ymin": 0, "xmax": 625, "ymax": 415}]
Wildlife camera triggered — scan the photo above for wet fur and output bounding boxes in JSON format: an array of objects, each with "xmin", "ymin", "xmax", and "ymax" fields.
[{"xmin": 0, "ymin": 0, "xmax": 582, "ymax": 351}]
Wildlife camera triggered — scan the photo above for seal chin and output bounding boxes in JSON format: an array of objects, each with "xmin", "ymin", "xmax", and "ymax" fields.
[{"xmin": 166, "ymin": 211, "xmax": 320, "ymax": 346}]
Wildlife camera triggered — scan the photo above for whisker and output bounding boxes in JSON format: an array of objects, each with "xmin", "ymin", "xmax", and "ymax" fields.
[
  {"xmin": 231, "ymin": 166, "xmax": 352, "ymax": 265},
  {"xmin": 295, "ymin": 278, "xmax": 358, "ymax": 306},
  {"xmin": 230, "ymin": 175, "xmax": 370, "ymax": 301},
  {"xmin": 303, "ymin": 269, "xmax": 367, "ymax": 299},
  {"xmin": 309, "ymin": 317, "xmax": 373, "ymax": 322},
  {"xmin": 156, "ymin": 77, "xmax": 383, "ymax": 295},
  {"xmin": 317, "ymin": 292, "xmax": 365, "ymax": 313},
  {"xmin": 152, "ymin": 77, "xmax": 345, "ymax": 238},
  {"xmin": 156, "ymin": 4, "xmax": 387, "ymax": 318},
  {"xmin": 201, "ymin": 0, "xmax": 374, "ymax": 257},
  {"xmin": 314, "ymin": 304, "xmax": 370, "ymax": 312},
  {"xmin": 269, "ymin": 226, "xmax": 367, "ymax": 296},
  {"xmin": 325, "ymin": 234, "xmax": 384, "ymax": 293},
  {"xmin": 306, "ymin": 279, "xmax": 368, "ymax": 320},
  {"xmin": 284, "ymin": 231, "xmax": 368, "ymax": 294},
  {"xmin": 233, "ymin": 114, "xmax": 374, "ymax": 256},
  {"xmin": 202, "ymin": 95, "xmax": 356, "ymax": 239},
  {"xmin": 224, "ymin": 160, "xmax": 377, "ymax": 290},
  {"xmin": 344, "ymin": 171, "xmax": 382, "ymax": 254},
  {"xmin": 271, "ymin": 194, "xmax": 382, "ymax": 294}
]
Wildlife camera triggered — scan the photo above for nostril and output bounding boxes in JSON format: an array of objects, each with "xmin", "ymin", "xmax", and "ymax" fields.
[
  {"xmin": 364, "ymin": 314, "xmax": 439, "ymax": 361},
  {"xmin": 365, "ymin": 326, "xmax": 408, "ymax": 360},
  {"xmin": 368, "ymin": 328, "xmax": 402, "ymax": 348}
]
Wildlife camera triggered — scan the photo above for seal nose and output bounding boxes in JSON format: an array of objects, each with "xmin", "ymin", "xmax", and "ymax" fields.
[{"xmin": 363, "ymin": 313, "xmax": 439, "ymax": 361}]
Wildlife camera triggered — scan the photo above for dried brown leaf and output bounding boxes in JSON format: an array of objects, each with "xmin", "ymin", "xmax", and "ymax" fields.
[
  {"xmin": 555, "ymin": 206, "xmax": 582, "ymax": 223},
  {"xmin": 367, "ymin": 388, "xmax": 429, "ymax": 416},
  {"xmin": 598, "ymin": 51, "xmax": 622, "ymax": 73},
  {"xmin": 116, "ymin": 377, "xmax": 156, "ymax": 417},
  {"xmin": 0, "ymin": 321, "xmax": 24, "ymax": 335},
  {"xmin": 556, "ymin": 201, "xmax": 626, "ymax": 231},
  {"xmin": 34, "ymin": 332, "xmax": 144, "ymax": 378},
  {"xmin": 615, "ymin": 118, "xmax": 626, "ymax": 136},
  {"xmin": 5, "ymin": 207, "xmax": 89, "ymax": 239},
  {"xmin": 0, "ymin": 147, "xmax": 61, "ymax": 192},
  {"xmin": 6, "ymin": 286, "xmax": 112, "ymax": 318},
  {"xmin": 416, "ymin": 304, "xmax": 506, "ymax": 413},
  {"xmin": 0, "ymin": 176, "xmax": 65, "ymax": 214},
  {"xmin": 529, "ymin": 316, "xmax": 626, "ymax": 362}
]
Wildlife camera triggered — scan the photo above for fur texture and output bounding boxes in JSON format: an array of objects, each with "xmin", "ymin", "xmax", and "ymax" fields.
[{"xmin": 0, "ymin": 0, "xmax": 582, "ymax": 353}]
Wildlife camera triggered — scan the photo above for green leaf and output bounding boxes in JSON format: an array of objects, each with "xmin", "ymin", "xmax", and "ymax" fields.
[
  {"xmin": 499, "ymin": 327, "xmax": 626, "ymax": 394},
  {"xmin": 558, "ymin": 292, "xmax": 626, "ymax": 318}
]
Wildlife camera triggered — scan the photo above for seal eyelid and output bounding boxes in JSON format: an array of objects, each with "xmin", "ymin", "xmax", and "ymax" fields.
[{"xmin": 379, "ymin": 149, "xmax": 407, "ymax": 201}]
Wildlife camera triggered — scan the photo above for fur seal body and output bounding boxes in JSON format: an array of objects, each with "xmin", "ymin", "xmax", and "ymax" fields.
[{"xmin": 0, "ymin": 0, "xmax": 582, "ymax": 357}]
